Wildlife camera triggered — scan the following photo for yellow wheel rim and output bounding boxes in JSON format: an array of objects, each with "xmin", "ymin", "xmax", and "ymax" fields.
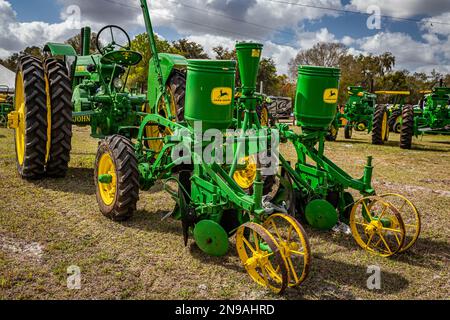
[
  {"xmin": 14, "ymin": 72, "xmax": 26, "ymax": 166},
  {"xmin": 233, "ymin": 155, "xmax": 257, "ymax": 190},
  {"xmin": 378, "ymin": 194, "xmax": 421, "ymax": 252},
  {"xmin": 357, "ymin": 122, "xmax": 366, "ymax": 131},
  {"xmin": 263, "ymin": 214, "xmax": 311, "ymax": 288},
  {"xmin": 381, "ymin": 112, "xmax": 388, "ymax": 140},
  {"xmin": 350, "ymin": 196, "xmax": 406, "ymax": 257},
  {"xmin": 143, "ymin": 86, "xmax": 176, "ymax": 153},
  {"xmin": 98, "ymin": 153, "xmax": 117, "ymax": 206},
  {"xmin": 260, "ymin": 107, "xmax": 269, "ymax": 127},
  {"xmin": 236, "ymin": 222, "xmax": 288, "ymax": 294}
]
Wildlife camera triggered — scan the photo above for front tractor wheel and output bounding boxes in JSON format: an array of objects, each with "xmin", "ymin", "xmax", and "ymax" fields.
[
  {"xmin": 95, "ymin": 135, "xmax": 140, "ymax": 221},
  {"xmin": 10, "ymin": 56, "xmax": 48, "ymax": 179},
  {"xmin": 372, "ymin": 104, "xmax": 390, "ymax": 145}
]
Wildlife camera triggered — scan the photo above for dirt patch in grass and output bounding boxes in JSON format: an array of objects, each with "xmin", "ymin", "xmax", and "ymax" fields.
[{"xmin": 0, "ymin": 127, "xmax": 449, "ymax": 299}]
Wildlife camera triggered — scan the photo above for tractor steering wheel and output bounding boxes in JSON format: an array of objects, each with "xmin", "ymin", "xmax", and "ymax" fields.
[{"xmin": 96, "ymin": 25, "xmax": 131, "ymax": 55}]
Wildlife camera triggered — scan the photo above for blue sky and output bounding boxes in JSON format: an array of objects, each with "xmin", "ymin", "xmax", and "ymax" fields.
[{"xmin": 2, "ymin": 0, "xmax": 450, "ymax": 75}]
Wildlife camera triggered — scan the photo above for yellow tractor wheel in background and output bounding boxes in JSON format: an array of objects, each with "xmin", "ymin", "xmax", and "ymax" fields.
[
  {"xmin": 263, "ymin": 214, "xmax": 311, "ymax": 288},
  {"xmin": 236, "ymin": 222, "xmax": 289, "ymax": 294},
  {"xmin": 10, "ymin": 56, "xmax": 48, "ymax": 179},
  {"xmin": 143, "ymin": 72, "xmax": 185, "ymax": 153},
  {"xmin": 257, "ymin": 104, "xmax": 270, "ymax": 127},
  {"xmin": 95, "ymin": 135, "xmax": 140, "ymax": 221},
  {"xmin": 233, "ymin": 155, "xmax": 257, "ymax": 190}
]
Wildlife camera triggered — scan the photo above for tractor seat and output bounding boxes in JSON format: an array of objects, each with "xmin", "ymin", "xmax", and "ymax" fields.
[{"xmin": 101, "ymin": 50, "xmax": 143, "ymax": 67}]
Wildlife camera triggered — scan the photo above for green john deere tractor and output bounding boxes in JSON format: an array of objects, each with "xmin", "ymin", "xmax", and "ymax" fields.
[
  {"xmin": 374, "ymin": 90, "xmax": 411, "ymax": 134},
  {"xmin": 328, "ymin": 86, "xmax": 389, "ymax": 145},
  {"xmin": 400, "ymin": 85, "xmax": 450, "ymax": 149},
  {"xmin": 0, "ymin": 85, "xmax": 13, "ymax": 127}
]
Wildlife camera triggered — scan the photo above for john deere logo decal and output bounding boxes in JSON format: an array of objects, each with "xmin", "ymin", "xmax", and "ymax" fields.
[
  {"xmin": 323, "ymin": 88, "xmax": 338, "ymax": 104},
  {"xmin": 252, "ymin": 49, "xmax": 261, "ymax": 58},
  {"xmin": 211, "ymin": 87, "xmax": 232, "ymax": 105}
]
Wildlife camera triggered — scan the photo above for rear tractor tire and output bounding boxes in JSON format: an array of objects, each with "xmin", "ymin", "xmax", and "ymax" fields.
[
  {"xmin": 95, "ymin": 135, "xmax": 140, "ymax": 221},
  {"xmin": 400, "ymin": 105, "xmax": 414, "ymax": 150},
  {"xmin": 169, "ymin": 70, "xmax": 186, "ymax": 121},
  {"xmin": 372, "ymin": 104, "xmax": 389, "ymax": 145},
  {"xmin": 44, "ymin": 58, "xmax": 73, "ymax": 178},
  {"xmin": 12, "ymin": 55, "xmax": 48, "ymax": 179}
]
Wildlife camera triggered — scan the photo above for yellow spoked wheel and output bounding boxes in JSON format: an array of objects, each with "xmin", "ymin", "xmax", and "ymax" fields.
[
  {"xmin": 350, "ymin": 196, "xmax": 406, "ymax": 257},
  {"xmin": 236, "ymin": 222, "xmax": 288, "ymax": 294},
  {"xmin": 233, "ymin": 155, "xmax": 257, "ymax": 190},
  {"xmin": 97, "ymin": 152, "xmax": 117, "ymax": 206},
  {"xmin": 263, "ymin": 214, "xmax": 311, "ymax": 287},
  {"xmin": 378, "ymin": 194, "xmax": 421, "ymax": 252}
]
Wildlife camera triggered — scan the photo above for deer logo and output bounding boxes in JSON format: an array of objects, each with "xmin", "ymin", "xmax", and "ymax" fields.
[
  {"xmin": 218, "ymin": 89, "xmax": 229, "ymax": 98},
  {"xmin": 212, "ymin": 87, "xmax": 232, "ymax": 105}
]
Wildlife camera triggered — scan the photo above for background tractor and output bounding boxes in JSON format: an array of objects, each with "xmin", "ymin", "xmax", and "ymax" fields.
[
  {"xmin": 328, "ymin": 86, "xmax": 389, "ymax": 145},
  {"xmin": 401, "ymin": 83, "xmax": 450, "ymax": 149},
  {"xmin": 374, "ymin": 90, "xmax": 411, "ymax": 134},
  {"xmin": 0, "ymin": 85, "xmax": 13, "ymax": 127}
]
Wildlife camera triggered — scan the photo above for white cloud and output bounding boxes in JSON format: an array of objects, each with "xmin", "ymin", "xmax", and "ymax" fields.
[
  {"xmin": 357, "ymin": 32, "xmax": 437, "ymax": 70},
  {"xmin": 348, "ymin": 0, "xmax": 450, "ymax": 19},
  {"xmin": 1, "ymin": 0, "xmax": 450, "ymax": 77},
  {"xmin": 421, "ymin": 12, "xmax": 450, "ymax": 37}
]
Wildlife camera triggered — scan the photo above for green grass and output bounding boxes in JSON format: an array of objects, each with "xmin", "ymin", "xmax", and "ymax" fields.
[{"xmin": 0, "ymin": 126, "xmax": 449, "ymax": 300}]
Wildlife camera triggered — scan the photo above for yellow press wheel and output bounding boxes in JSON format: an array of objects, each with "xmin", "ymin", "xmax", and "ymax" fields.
[
  {"xmin": 10, "ymin": 56, "xmax": 48, "ymax": 179},
  {"xmin": 350, "ymin": 196, "xmax": 406, "ymax": 257},
  {"xmin": 378, "ymin": 194, "xmax": 421, "ymax": 252},
  {"xmin": 95, "ymin": 135, "xmax": 139, "ymax": 221},
  {"xmin": 233, "ymin": 155, "xmax": 257, "ymax": 190},
  {"xmin": 236, "ymin": 222, "xmax": 289, "ymax": 294},
  {"xmin": 263, "ymin": 214, "xmax": 311, "ymax": 287}
]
